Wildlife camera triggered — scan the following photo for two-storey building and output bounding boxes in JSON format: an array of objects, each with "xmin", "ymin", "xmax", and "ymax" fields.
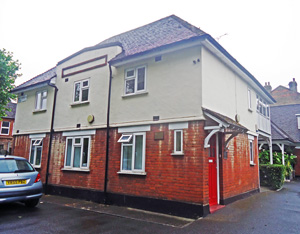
[{"xmin": 12, "ymin": 15, "xmax": 275, "ymax": 218}]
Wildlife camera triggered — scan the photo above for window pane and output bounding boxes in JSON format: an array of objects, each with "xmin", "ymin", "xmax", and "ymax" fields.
[
  {"xmin": 82, "ymin": 81, "xmax": 89, "ymax": 87},
  {"xmin": 30, "ymin": 144, "xmax": 35, "ymax": 164},
  {"xmin": 74, "ymin": 83, "xmax": 80, "ymax": 102},
  {"xmin": 137, "ymin": 67, "xmax": 145, "ymax": 91},
  {"xmin": 176, "ymin": 131, "xmax": 182, "ymax": 152},
  {"xmin": 2, "ymin": 121, "xmax": 9, "ymax": 127},
  {"xmin": 73, "ymin": 146, "xmax": 81, "ymax": 168},
  {"xmin": 42, "ymin": 96, "xmax": 47, "ymax": 109},
  {"xmin": 75, "ymin": 138, "xmax": 81, "ymax": 144},
  {"xmin": 1, "ymin": 128, "xmax": 9, "ymax": 134},
  {"xmin": 82, "ymin": 88, "xmax": 89, "ymax": 102},
  {"xmin": 122, "ymin": 145, "xmax": 132, "ymax": 170},
  {"xmin": 134, "ymin": 135, "xmax": 143, "ymax": 170},
  {"xmin": 82, "ymin": 138, "xmax": 89, "ymax": 167},
  {"xmin": 36, "ymin": 147, "xmax": 42, "ymax": 166},
  {"xmin": 66, "ymin": 139, "xmax": 72, "ymax": 166},
  {"xmin": 250, "ymin": 141, "xmax": 253, "ymax": 162},
  {"xmin": 36, "ymin": 92, "xmax": 41, "ymax": 109},
  {"xmin": 125, "ymin": 79, "xmax": 135, "ymax": 94},
  {"xmin": 126, "ymin": 69, "xmax": 134, "ymax": 78}
]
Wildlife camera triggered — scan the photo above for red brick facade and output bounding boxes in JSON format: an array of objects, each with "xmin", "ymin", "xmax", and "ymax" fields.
[
  {"xmin": 12, "ymin": 120, "xmax": 259, "ymax": 210},
  {"xmin": 0, "ymin": 118, "xmax": 14, "ymax": 153}
]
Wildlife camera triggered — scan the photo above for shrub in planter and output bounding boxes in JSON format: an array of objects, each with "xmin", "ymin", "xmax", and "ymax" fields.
[{"xmin": 260, "ymin": 164, "xmax": 286, "ymax": 190}]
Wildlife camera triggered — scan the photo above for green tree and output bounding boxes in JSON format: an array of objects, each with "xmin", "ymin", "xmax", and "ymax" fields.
[{"xmin": 0, "ymin": 49, "xmax": 21, "ymax": 119}]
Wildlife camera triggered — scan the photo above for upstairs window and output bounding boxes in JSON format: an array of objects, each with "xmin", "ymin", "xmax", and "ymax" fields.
[
  {"xmin": 296, "ymin": 114, "xmax": 300, "ymax": 129},
  {"xmin": 125, "ymin": 66, "xmax": 146, "ymax": 95},
  {"xmin": 30, "ymin": 138, "xmax": 43, "ymax": 167},
  {"xmin": 74, "ymin": 79, "xmax": 89, "ymax": 103},
  {"xmin": 35, "ymin": 90, "xmax": 47, "ymax": 110},
  {"xmin": 0, "ymin": 121, "xmax": 10, "ymax": 135},
  {"xmin": 247, "ymin": 88, "xmax": 252, "ymax": 110},
  {"xmin": 256, "ymin": 95, "xmax": 269, "ymax": 118}
]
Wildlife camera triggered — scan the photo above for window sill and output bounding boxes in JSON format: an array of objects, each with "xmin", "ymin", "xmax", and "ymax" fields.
[
  {"xmin": 122, "ymin": 91, "xmax": 148, "ymax": 98},
  {"xmin": 250, "ymin": 163, "xmax": 256, "ymax": 166},
  {"xmin": 62, "ymin": 168, "xmax": 90, "ymax": 172},
  {"xmin": 33, "ymin": 109, "xmax": 47, "ymax": 114},
  {"xmin": 70, "ymin": 101, "xmax": 90, "ymax": 107},
  {"xmin": 171, "ymin": 152, "xmax": 184, "ymax": 156},
  {"xmin": 33, "ymin": 165, "xmax": 41, "ymax": 169},
  {"xmin": 117, "ymin": 171, "xmax": 147, "ymax": 176}
]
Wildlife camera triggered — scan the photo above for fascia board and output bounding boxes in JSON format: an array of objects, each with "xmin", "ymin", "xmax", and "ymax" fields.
[
  {"xmin": 110, "ymin": 37, "xmax": 204, "ymax": 67},
  {"xmin": 11, "ymin": 81, "xmax": 50, "ymax": 94}
]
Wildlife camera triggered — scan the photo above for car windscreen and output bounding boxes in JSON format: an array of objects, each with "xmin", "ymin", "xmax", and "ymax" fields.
[{"xmin": 0, "ymin": 159, "xmax": 34, "ymax": 173}]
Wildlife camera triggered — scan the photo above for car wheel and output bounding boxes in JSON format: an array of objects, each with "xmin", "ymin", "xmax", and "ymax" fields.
[{"xmin": 25, "ymin": 199, "xmax": 40, "ymax": 208}]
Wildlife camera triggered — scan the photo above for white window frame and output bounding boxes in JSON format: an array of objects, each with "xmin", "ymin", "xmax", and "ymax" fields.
[
  {"xmin": 174, "ymin": 130, "xmax": 183, "ymax": 154},
  {"xmin": 247, "ymin": 88, "xmax": 252, "ymax": 110},
  {"xmin": 64, "ymin": 136, "xmax": 91, "ymax": 170},
  {"xmin": 29, "ymin": 138, "xmax": 43, "ymax": 167},
  {"xmin": 119, "ymin": 132, "xmax": 146, "ymax": 173},
  {"xmin": 256, "ymin": 95, "xmax": 270, "ymax": 118},
  {"xmin": 249, "ymin": 140, "xmax": 254, "ymax": 165},
  {"xmin": 35, "ymin": 90, "xmax": 47, "ymax": 110},
  {"xmin": 73, "ymin": 79, "xmax": 90, "ymax": 103},
  {"xmin": 0, "ymin": 121, "xmax": 10, "ymax": 135},
  {"xmin": 124, "ymin": 66, "xmax": 146, "ymax": 95}
]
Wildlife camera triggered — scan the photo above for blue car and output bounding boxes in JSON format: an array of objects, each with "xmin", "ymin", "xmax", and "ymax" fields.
[{"xmin": 0, "ymin": 155, "xmax": 43, "ymax": 207}]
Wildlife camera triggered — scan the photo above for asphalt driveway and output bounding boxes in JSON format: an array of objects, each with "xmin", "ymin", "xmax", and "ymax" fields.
[{"xmin": 1, "ymin": 179, "xmax": 300, "ymax": 233}]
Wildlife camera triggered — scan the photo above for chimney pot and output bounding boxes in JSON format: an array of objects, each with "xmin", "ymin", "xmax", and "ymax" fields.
[{"xmin": 264, "ymin": 81, "xmax": 272, "ymax": 93}]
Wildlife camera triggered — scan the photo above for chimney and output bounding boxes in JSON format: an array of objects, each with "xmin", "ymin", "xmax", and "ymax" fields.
[
  {"xmin": 264, "ymin": 82, "xmax": 272, "ymax": 93},
  {"xmin": 289, "ymin": 78, "xmax": 297, "ymax": 92}
]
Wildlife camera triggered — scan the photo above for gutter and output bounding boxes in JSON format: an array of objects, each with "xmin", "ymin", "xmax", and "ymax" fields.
[
  {"xmin": 103, "ymin": 64, "xmax": 113, "ymax": 203},
  {"xmin": 45, "ymin": 79, "xmax": 58, "ymax": 194}
]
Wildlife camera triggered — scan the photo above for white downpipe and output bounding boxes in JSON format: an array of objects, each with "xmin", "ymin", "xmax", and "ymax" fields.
[{"xmin": 216, "ymin": 133, "xmax": 220, "ymax": 204}]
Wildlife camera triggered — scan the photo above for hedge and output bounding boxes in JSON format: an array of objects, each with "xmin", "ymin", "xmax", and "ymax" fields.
[{"xmin": 260, "ymin": 164, "xmax": 286, "ymax": 190}]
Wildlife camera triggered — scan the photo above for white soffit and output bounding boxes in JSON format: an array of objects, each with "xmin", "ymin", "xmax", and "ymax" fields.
[
  {"xmin": 168, "ymin": 122, "xmax": 188, "ymax": 130},
  {"xmin": 118, "ymin": 125, "xmax": 150, "ymax": 133},
  {"xmin": 29, "ymin": 133, "xmax": 46, "ymax": 139},
  {"xmin": 62, "ymin": 129, "xmax": 96, "ymax": 137}
]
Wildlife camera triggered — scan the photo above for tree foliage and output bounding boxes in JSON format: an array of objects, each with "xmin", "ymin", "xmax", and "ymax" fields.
[{"xmin": 0, "ymin": 49, "xmax": 21, "ymax": 119}]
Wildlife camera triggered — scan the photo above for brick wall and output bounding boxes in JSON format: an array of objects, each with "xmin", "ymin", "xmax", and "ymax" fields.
[
  {"xmin": 13, "ymin": 134, "xmax": 50, "ymax": 183},
  {"xmin": 107, "ymin": 121, "xmax": 208, "ymax": 204},
  {"xmin": 48, "ymin": 131, "xmax": 107, "ymax": 190},
  {"xmin": 219, "ymin": 133, "xmax": 259, "ymax": 200}
]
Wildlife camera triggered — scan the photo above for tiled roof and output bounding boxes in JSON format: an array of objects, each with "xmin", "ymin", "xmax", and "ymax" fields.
[
  {"xmin": 271, "ymin": 86, "xmax": 300, "ymax": 106},
  {"xmin": 270, "ymin": 104, "xmax": 300, "ymax": 143},
  {"xmin": 3, "ymin": 102, "xmax": 17, "ymax": 119},
  {"xmin": 12, "ymin": 67, "xmax": 56, "ymax": 92},
  {"xmin": 203, "ymin": 108, "xmax": 248, "ymax": 132},
  {"xmin": 97, "ymin": 15, "xmax": 207, "ymax": 62},
  {"xmin": 271, "ymin": 120, "xmax": 294, "ymax": 142}
]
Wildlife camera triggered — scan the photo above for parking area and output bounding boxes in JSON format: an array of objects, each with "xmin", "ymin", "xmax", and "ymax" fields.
[{"xmin": 1, "ymin": 180, "xmax": 300, "ymax": 234}]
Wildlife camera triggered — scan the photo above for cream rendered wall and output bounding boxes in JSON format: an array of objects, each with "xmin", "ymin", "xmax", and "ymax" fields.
[
  {"xmin": 110, "ymin": 46, "xmax": 204, "ymax": 127},
  {"xmin": 13, "ymin": 86, "xmax": 55, "ymax": 134},
  {"xmin": 54, "ymin": 46, "xmax": 122, "ymax": 132},
  {"xmin": 201, "ymin": 47, "xmax": 257, "ymax": 132}
]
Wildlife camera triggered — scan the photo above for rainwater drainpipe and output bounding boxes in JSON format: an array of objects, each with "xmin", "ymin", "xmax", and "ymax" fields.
[
  {"xmin": 45, "ymin": 80, "xmax": 58, "ymax": 194},
  {"xmin": 104, "ymin": 64, "xmax": 113, "ymax": 204}
]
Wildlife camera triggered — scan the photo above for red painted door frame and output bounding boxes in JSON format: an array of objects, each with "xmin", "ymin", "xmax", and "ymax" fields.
[{"xmin": 208, "ymin": 134, "xmax": 218, "ymax": 206}]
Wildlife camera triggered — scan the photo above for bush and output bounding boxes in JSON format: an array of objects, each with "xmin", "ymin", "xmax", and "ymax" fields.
[{"xmin": 260, "ymin": 164, "xmax": 286, "ymax": 190}]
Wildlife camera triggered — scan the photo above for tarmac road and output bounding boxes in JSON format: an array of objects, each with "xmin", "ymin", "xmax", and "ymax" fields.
[{"xmin": 1, "ymin": 179, "xmax": 300, "ymax": 234}]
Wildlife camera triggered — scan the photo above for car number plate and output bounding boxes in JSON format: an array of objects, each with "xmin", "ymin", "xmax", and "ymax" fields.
[{"xmin": 6, "ymin": 180, "xmax": 27, "ymax": 185}]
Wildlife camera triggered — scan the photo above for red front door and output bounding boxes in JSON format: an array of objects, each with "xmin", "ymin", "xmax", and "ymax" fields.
[{"xmin": 208, "ymin": 135, "xmax": 218, "ymax": 206}]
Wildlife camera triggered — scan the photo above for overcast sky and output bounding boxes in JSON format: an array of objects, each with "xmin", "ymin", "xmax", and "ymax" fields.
[{"xmin": 1, "ymin": 0, "xmax": 299, "ymax": 90}]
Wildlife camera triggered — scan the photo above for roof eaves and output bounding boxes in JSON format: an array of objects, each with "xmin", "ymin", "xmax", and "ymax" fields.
[
  {"xmin": 109, "ymin": 35, "xmax": 207, "ymax": 66},
  {"xmin": 11, "ymin": 79, "xmax": 51, "ymax": 93}
]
